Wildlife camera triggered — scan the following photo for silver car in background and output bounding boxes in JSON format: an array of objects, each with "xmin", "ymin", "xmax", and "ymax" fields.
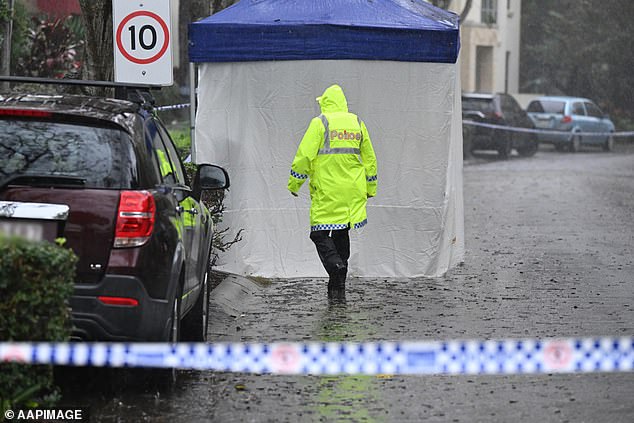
[{"xmin": 526, "ymin": 96, "xmax": 615, "ymax": 152}]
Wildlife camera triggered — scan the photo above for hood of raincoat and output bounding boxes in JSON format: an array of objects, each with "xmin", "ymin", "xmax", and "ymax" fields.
[{"xmin": 316, "ymin": 84, "xmax": 348, "ymax": 114}]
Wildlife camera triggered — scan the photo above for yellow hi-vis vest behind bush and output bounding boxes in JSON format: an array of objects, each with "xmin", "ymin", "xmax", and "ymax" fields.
[{"xmin": 288, "ymin": 84, "xmax": 378, "ymax": 231}]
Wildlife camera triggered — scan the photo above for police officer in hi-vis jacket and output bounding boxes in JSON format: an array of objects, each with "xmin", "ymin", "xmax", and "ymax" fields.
[{"xmin": 288, "ymin": 84, "xmax": 378, "ymax": 298}]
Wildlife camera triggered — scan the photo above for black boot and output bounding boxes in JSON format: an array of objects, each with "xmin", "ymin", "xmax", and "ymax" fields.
[
  {"xmin": 327, "ymin": 263, "xmax": 347, "ymax": 302},
  {"xmin": 327, "ymin": 274, "xmax": 337, "ymax": 290},
  {"xmin": 327, "ymin": 263, "xmax": 346, "ymax": 289},
  {"xmin": 336, "ymin": 263, "xmax": 347, "ymax": 290}
]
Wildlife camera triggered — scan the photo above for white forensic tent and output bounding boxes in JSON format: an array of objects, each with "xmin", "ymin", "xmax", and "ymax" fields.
[{"xmin": 189, "ymin": 0, "xmax": 464, "ymax": 278}]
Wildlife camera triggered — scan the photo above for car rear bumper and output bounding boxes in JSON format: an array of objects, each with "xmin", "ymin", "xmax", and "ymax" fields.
[{"xmin": 70, "ymin": 274, "xmax": 170, "ymax": 341}]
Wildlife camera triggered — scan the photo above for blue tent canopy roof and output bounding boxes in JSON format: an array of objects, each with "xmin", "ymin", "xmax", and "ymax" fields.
[{"xmin": 189, "ymin": 0, "xmax": 460, "ymax": 63}]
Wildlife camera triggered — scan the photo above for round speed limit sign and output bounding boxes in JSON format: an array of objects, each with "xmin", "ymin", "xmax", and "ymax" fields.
[
  {"xmin": 116, "ymin": 11, "xmax": 170, "ymax": 65},
  {"xmin": 113, "ymin": 0, "xmax": 173, "ymax": 85}
]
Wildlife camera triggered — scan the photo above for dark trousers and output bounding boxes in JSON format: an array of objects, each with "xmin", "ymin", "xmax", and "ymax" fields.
[{"xmin": 309, "ymin": 228, "xmax": 350, "ymax": 285}]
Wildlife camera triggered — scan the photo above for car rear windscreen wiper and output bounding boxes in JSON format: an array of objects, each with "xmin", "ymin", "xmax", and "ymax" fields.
[{"xmin": 0, "ymin": 174, "xmax": 87, "ymax": 191}]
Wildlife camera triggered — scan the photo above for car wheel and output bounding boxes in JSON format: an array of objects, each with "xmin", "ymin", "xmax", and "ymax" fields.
[
  {"xmin": 517, "ymin": 138, "xmax": 538, "ymax": 157},
  {"xmin": 168, "ymin": 291, "xmax": 181, "ymax": 343},
  {"xmin": 166, "ymin": 288, "xmax": 182, "ymax": 385},
  {"xmin": 603, "ymin": 133, "xmax": 614, "ymax": 152},
  {"xmin": 181, "ymin": 268, "xmax": 209, "ymax": 342},
  {"xmin": 497, "ymin": 135, "xmax": 512, "ymax": 159},
  {"xmin": 149, "ymin": 284, "xmax": 182, "ymax": 391},
  {"xmin": 569, "ymin": 134, "xmax": 581, "ymax": 153}
]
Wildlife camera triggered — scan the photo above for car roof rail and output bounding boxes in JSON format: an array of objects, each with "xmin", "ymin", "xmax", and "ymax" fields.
[{"xmin": 0, "ymin": 76, "xmax": 158, "ymax": 109}]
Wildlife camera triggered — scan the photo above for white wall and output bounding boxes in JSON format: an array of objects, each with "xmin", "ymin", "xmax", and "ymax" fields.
[
  {"xmin": 447, "ymin": 0, "xmax": 522, "ymax": 94},
  {"xmin": 195, "ymin": 60, "xmax": 465, "ymax": 278}
]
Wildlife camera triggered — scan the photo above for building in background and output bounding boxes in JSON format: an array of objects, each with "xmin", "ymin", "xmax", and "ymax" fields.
[{"xmin": 447, "ymin": 0, "xmax": 522, "ymax": 95}]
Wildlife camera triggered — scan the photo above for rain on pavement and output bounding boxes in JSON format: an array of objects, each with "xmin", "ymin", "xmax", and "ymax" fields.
[{"xmin": 59, "ymin": 143, "xmax": 634, "ymax": 422}]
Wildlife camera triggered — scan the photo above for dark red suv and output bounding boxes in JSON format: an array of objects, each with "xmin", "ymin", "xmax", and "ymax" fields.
[{"xmin": 0, "ymin": 88, "xmax": 229, "ymax": 343}]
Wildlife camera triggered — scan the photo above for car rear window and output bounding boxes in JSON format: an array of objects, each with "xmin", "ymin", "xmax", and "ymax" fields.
[
  {"xmin": 0, "ymin": 119, "xmax": 139, "ymax": 189},
  {"xmin": 462, "ymin": 97, "xmax": 495, "ymax": 113},
  {"xmin": 527, "ymin": 100, "xmax": 566, "ymax": 114}
]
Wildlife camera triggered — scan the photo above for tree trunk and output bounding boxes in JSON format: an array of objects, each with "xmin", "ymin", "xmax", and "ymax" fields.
[
  {"xmin": 429, "ymin": 0, "xmax": 452, "ymax": 9},
  {"xmin": 1, "ymin": 0, "xmax": 14, "ymax": 80},
  {"xmin": 429, "ymin": 0, "xmax": 473, "ymax": 25},
  {"xmin": 459, "ymin": 0, "xmax": 473, "ymax": 23},
  {"xmin": 176, "ymin": 0, "xmax": 215, "ymax": 86},
  {"xmin": 78, "ymin": 0, "xmax": 113, "ymax": 84},
  {"xmin": 0, "ymin": 0, "xmax": 14, "ymax": 92}
]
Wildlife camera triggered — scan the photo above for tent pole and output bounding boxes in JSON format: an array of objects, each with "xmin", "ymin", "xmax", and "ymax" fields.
[{"xmin": 189, "ymin": 62, "xmax": 197, "ymax": 163}]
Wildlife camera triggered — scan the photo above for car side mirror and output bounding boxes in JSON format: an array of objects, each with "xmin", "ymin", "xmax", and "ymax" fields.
[{"xmin": 192, "ymin": 164, "xmax": 230, "ymax": 200}]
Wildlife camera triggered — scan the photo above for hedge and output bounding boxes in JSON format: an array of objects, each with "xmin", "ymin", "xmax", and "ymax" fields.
[{"xmin": 0, "ymin": 235, "xmax": 77, "ymax": 412}]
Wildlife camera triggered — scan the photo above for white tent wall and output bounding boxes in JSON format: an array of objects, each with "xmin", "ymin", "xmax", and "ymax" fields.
[{"xmin": 195, "ymin": 59, "xmax": 464, "ymax": 278}]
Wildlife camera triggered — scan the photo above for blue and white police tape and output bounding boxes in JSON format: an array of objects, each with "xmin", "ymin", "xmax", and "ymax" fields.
[
  {"xmin": 1, "ymin": 337, "xmax": 633, "ymax": 375},
  {"xmin": 463, "ymin": 120, "xmax": 634, "ymax": 138},
  {"xmin": 155, "ymin": 103, "xmax": 190, "ymax": 112}
]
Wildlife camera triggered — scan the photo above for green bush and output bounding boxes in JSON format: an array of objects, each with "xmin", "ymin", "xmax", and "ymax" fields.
[
  {"xmin": 170, "ymin": 127, "xmax": 192, "ymax": 160},
  {"xmin": 14, "ymin": 15, "xmax": 84, "ymax": 79},
  {"xmin": 0, "ymin": 235, "xmax": 77, "ymax": 413}
]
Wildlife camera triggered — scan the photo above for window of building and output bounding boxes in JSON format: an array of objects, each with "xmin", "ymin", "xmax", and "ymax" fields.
[
  {"xmin": 482, "ymin": 0, "xmax": 498, "ymax": 24},
  {"xmin": 475, "ymin": 46, "xmax": 494, "ymax": 92}
]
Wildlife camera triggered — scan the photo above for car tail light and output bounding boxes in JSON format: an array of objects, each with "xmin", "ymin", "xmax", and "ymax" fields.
[
  {"xmin": 114, "ymin": 191, "xmax": 155, "ymax": 248},
  {"xmin": 561, "ymin": 115, "xmax": 572, "ymax": 124},
  {"xmin": 0, "ymin": 109, "xmax": 52, "ymax": 117},
  {"xmin": 98, "ymin": 296, "xmax": 139, "ymax": 307}
]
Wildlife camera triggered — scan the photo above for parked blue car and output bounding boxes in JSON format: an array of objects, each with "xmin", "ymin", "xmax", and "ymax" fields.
[{"xmin": 526, "ymin": 96, "xmax": 615, "ymax": 152}]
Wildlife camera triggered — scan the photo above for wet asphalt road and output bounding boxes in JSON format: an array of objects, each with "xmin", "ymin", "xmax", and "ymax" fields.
[{"xmin": 60, "ymin": 143, "xmax": 634, "ymax": 422}]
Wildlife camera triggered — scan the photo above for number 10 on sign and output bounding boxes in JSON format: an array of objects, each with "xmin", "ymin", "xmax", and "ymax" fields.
[{"xmin": 113, "ymin": 0, "xmax": 173, "ymax": 85}]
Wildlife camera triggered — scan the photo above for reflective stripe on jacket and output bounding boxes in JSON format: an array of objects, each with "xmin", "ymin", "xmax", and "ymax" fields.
[{"xmin": 288, "ymin": 84, "xmax": 378, "ymax": 231}]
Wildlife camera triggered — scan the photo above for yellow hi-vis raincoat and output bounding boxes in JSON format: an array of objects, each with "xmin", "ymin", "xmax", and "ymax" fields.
[{"xmin": 288, "ymin": 84, "xmax": 378, "ymax": 231}]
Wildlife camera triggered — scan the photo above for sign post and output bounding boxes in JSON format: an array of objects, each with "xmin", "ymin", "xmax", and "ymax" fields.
[{"xmin": 112, "ymin": 0, "xmax": 173, "ymax": 86}]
